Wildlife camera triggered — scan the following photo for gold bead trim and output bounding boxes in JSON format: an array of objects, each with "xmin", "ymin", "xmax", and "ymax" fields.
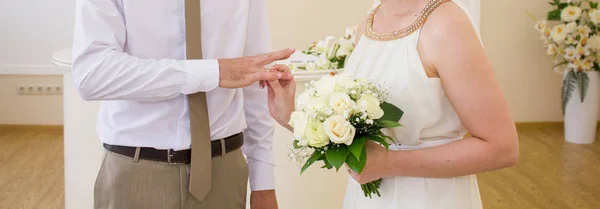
[{"xmin": 365, "ymin": 0, "xmax": 450, "ymax": 41}]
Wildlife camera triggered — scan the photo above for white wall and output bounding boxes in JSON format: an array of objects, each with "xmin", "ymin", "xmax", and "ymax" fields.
[{"xmin": 0, "ymin": 0, "xmax": 74, "ymax": 125}]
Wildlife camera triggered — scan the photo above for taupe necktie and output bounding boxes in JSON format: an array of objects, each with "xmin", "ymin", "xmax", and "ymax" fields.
[{"xmin": 185, "ymin": 0, "xmax": 212, "ymax": 201}]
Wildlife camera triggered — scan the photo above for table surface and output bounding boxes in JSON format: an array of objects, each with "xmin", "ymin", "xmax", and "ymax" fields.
[{"xmin": 51, "ymin": 48, "xmax": 336, "ymax": 80}]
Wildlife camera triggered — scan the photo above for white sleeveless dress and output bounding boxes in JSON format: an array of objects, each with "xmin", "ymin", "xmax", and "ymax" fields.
[{"xmin": 341, "ymin": 1, "xmax": 483, "ymax": 208}]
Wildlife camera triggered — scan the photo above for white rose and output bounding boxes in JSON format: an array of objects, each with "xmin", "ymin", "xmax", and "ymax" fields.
[
  {"xmin": 296, "ymin": 91, "xmax": 311, "ymax": 110},
  {"xmin": 590, "ymin": 10, "xmax": 600, "ymax": 25},
  {"xmin": 289, "ymin": 112, "xmax": 309, "ymax": 140},
  {"xmin": 356, "ymin": 94, "xmax": 384, "ymax": 119},
  {"xmin": 334, "ymin": 74, "xmax": 357, "ymax": 90},
  {"xmin": 306, "ymin": 97, "xmax": 328, "ymax": 113},
  {"xmin": 337, "ymin": 38, "xmax": 354, "ymax": 57},
  {"xmin": 305, "ymin": 62, "xmax": 318, "ymax": 71},
  {"xmin": 305, "ymin": 121, "xmax": 330, "ymax": 148},
  {"xmin": 314, "ymin": 75, "xmax": 336, "ymax": 96},
  {"xmin": 551, "ymin": 24, "xmax": 568, "ymax": 43},
  {"xmin": 327, "ymin": 92, "xmax": 355, "ymax": 117},
  {"xmin": 315, "ymin": 54, "xmax": 332, "ymax": 69},
  {"xmin": 323, "ymin": 115, "xmax": 356, "ymax": 145},
  {"xmin": 561, "ymin": 6, "xmax": 582, "ymax": 22},
  {"xmin": 589, "ymin": 35, "xmax": 600, "ymax": 50}
]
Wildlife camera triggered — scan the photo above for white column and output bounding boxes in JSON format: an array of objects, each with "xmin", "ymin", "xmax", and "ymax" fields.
[{"xmin": 53, "ymin": 49, "xmax": 103, "ymax": 209}]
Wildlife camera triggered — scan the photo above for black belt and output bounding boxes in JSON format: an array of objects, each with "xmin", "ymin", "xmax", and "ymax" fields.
[{"xmin": 102, "ymin": 133, "xmax": 244, "ymax": 164}]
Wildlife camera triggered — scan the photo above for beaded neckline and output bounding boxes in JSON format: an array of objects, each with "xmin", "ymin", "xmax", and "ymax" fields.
[{"xmin": 365, "ymin": 0, "xmax": 450, "ymax": 41}]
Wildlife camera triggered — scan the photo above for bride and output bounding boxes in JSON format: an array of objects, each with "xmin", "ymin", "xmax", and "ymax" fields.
[{"xmin": 266, "ymin": 0, "xmax": 518, "ymax": 208}]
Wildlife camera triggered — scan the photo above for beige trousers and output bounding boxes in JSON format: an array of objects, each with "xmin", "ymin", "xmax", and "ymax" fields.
[{"xmin": 94, "ymin": 148, "xmax": 249, "ymax": 209}]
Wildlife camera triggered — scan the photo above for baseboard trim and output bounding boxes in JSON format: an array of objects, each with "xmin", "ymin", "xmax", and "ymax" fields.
[
  {"xmin": 0, "ymin": 124, "xmax": 63, "ymax": 131},
  {"xmin": 514, "ymin": 121, "xmax": 600, "ymax": 129},
  {"xmin": 0, "ymin": 64, "xmax": 66, "ymax": 75}
]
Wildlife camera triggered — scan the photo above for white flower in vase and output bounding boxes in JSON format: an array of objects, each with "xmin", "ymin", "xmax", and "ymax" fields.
[
  {"xmin": 561, "ymin": 6, "xmax": 582, "ymax": 22},
  {"xmin": 566, "ymin": 22, "xmax": 577, "ymax": 32},
  {"xmin": 565, "ymin": 34, "xmax": 578, "ymax": 45},
  {"xmin": 590, "ymin": 9, "xmax": 600, "ymax": 25},
  {"xmin": 547, "ymin": 44, "xmax": 557, "ymax": 56},
  {"xmin": 581, "ymin": 57, "xmax": 595, "ymax": 71},
  {"xmin": 588, "ymin": 35, "xmax": 600, "ymax": 50},
  {"xmin": 541, "ymin": 28, "xmax": 552, "ymax": 40},
  {"xmin": 576, "ymin": 44, "xmax": 590, "ymax": 57},
  {"xmin": 551, "ymin": 24, "xmax": 569, "ymax": 43},
  {"xmin": 564, "ymin": 46, "xmax": 578, "ymax": 61},
  {"xmin": 577, "ymin": 25, "xmax": 591, "ymax": 37},
  {"xmin": 534, "ymin": 20, "xmax": 547, "ymax": 32}
]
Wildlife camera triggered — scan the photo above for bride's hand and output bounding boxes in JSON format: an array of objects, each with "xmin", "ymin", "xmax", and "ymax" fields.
[
  {"xmin": 347, "ymin": 141, "xmax": 392, "ymax": 184},
  {"xmin": 265, "ymin": 65, "xmax": 296, "ymax": 131}
]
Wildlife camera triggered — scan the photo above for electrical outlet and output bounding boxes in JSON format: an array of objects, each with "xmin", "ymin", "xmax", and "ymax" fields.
[{"xmin": 17, "ymin": 84, "xmax": 63, "ymax": 95}]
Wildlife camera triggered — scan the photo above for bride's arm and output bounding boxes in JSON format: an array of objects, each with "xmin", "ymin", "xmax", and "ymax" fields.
[{"xmin": 385, "ymin": 4, "xmax": 518, "ymax": 178}]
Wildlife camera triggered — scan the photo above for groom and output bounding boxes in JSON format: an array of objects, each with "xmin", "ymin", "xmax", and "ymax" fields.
[{"xmin": 71, "ymin": 0, "xmax": 293, "ymax": 208}]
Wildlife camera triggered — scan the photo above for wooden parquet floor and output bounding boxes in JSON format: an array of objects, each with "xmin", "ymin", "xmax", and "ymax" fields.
[{"xmin": 0, "ymin": 124, "xmax": 598, "ymax": 209}]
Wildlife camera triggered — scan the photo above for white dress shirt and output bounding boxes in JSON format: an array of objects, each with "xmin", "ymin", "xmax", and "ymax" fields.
[{"xmin": 72, "ymin": 0, "xmax": 275, "ymax": 191}]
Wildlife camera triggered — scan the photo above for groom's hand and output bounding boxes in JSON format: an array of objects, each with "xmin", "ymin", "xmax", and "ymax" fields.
[
  {"xmin": 218, "ymin": 48, "xmax": 295, "ymax": 88},
  {"xmin": 250, "ymin": 190, "xmax": 278, "ymax": 209}
]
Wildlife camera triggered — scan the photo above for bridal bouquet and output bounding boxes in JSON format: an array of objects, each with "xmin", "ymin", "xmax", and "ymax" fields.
[
  {"xmin": 532, "ymin": 0, "xmax": 600, "ymax": 113},
  {"xmin": 288, "ymin": 74, "xmax": 403, "ymax": 198},
  {"xmin": 289, "ymin": 26, "xmax": 357, "ymax": 71}
]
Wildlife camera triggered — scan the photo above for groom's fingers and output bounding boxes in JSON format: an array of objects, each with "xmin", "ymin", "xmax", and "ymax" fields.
[{"xmin": 256, "ymin": 48, "xmax": 296, "ymax": 66}]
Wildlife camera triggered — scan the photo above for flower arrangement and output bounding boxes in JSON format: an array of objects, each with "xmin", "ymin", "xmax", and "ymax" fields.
[
  {"xmin": 288, "ymin": 74, "xmax": 404, "ymax": 198},
  {"xmin": 532, "ymin": 0, "xmax": 600, "ymax": 114},
  {"xmin": 289, "ymin": 26, "xmax": 357, "ymax": 72}
]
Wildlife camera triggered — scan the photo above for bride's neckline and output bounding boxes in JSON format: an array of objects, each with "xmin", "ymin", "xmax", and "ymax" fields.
[{"xmin": 365, "ymin": 0, "xmax": 450, "ymax": 41}]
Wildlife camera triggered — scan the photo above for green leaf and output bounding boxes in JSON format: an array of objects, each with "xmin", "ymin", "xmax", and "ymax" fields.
[
  {"xmin": 346, "ymin": 146, "xmax": 367, "ymax": 174},
  {"xmin": 562, "ymin": 70, "xmax": 577, "ymax": 115},
  {"xmin": 547, "ymin": 9, "xmax": 561, "ymax": 21},
  {"xmin": 348, "ymin": 136, "xmax": 367, "ymax": 159},
  {"xmin": 557, "ymin": 3, "xmax": 569, "ymax": 10},
  {"xmin": 375, "ymin": 120, "xmax": 403, "ymax": 128},
  {"xmin": 592, "ymin": 2, "xmax": 599, "ymax": 9},
  {"xmin": 293, "ymin": 140, "xmax": 303, "ymax": 149},
  {"xmin": 300, "ymin": 150, "xmax": 323, "ymax": 174},
  {"xmin": 369, "ymin": 135, "xmax": 390, "ymax": 150},
  {"xmin": 321, "ymin": 158, "xmax": 333, "ymax": 169},
  {"xmin": 325, "ymin": 145, "xmax": 349, "ymax": 171},
  {"xmin": 577, "ymin": 72, "xmax": 589, "ymax": 102},
  {"xmin": 378, "ymin": 102, "xmax": 404, "ymax": 122}
]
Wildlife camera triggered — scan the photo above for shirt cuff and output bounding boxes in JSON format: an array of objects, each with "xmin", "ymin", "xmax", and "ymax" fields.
[
  {"xmin": 248, "ymin": 160, "xmax": 275, "ymax": 191},
  {"xmin": 180, "ymin": 59, "xmax": 220, "ymax": 94}
]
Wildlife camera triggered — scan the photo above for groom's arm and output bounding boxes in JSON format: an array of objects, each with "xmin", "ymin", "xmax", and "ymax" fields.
[
  {"xmin": 71, "ymin": 0, "xmax": 220, "ymax": 102},
  {"xmin": 241, "ymin": 1, "xmax": 278, "ymax": 208}
]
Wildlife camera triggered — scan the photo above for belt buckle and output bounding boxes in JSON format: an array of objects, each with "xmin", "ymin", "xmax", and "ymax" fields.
[{"xmin": 167, "ymin": 149, "xmax": 180, "ymax": 164}]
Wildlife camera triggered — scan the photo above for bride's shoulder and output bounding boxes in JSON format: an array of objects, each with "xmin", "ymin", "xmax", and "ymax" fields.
[{"xmin": 421, "ymin": 2, "xmax": 475, "ymax": 40}]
